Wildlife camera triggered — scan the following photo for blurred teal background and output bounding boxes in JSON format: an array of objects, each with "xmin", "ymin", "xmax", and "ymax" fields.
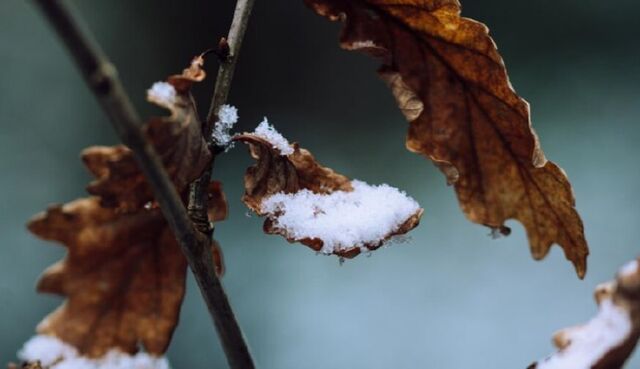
[{"xmin": 1, "ymin": 0, "xmax": 640, "ymax": 368}]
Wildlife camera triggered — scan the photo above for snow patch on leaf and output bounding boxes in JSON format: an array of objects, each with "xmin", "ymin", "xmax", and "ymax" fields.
[
  {"xmin": 620, "ymin": 259, "xmax": 639, "ymax": 277},
  {"xmin": 236, "ymin": 126, "xmax": 423, "ymax": 257},
  {"xmin": 261, "ymin": 180, "xmax": 421, "ymax": 254},
  {"xmin": 536, "ymin": 300, "xmax": 632, "ymax": 369},
  {"xmin": 532, "ymin": 257, "xmax": 640, "ymax": 369},
  {"xmin": 253, "ymin": 118, "xmax": 293, "ymax": 155},
  {"xmin": 146, "ymin": 82, "xmax": 176, "ymax": 109},
  {"xmin": 344, "ymin": 40, "xmax": 383, "ymax": 51},
  {"xmin": 212, "ymin": 104, "xmax": 239, "ymax": 148},
  {"xmin": 19, "ymin": 335, "xmax": 170, "ymax": 369},
  {"xmin": 19, "ymin": 335, "xmax": 76, "ymax": 367}
]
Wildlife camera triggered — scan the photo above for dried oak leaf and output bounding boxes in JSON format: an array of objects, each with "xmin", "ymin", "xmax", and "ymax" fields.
[
  {"xmin": 82, "ymin": 55, "xmax": 211, "ymax": 211},
  {"xmin": 235, "ymin": 133, "xmax": 423, "ymax": 258},
  {"xmin": 530, "ymin": 258, "xmax": 640, "ymax": 369},
  {"xmin": 27, "ymin": 181, "xmax": 227, "ymax": 358},
  {"xmin": 28, "ymin": 197, "xmax": 186, "ymax": 357},
  {"xmin": 305, "ymin": 0, "xmax": 588, "ymax": 277}
]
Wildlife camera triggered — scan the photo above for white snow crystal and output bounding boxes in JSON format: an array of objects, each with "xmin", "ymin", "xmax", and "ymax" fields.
[
  {"xmin": 253, "ymin": 118, "xmax": 294, "ymax": 155},
  {"xmin": 18, "ymin": 335, "xmax": 170, "ymax": 369},
  {"xmin": 260, "ymin": 180, "xmax": 421, "ymax": 254},
  {"xmin": 212, "ymin": 104, "xmax": 239, "ymax": 148},
  {"xmin": 146, "ymin": 82, "xmax": 176, "ymax": 108},
  {"xmin": 537, "ymin": 299, "xmax": 632, "ymax": 369}
]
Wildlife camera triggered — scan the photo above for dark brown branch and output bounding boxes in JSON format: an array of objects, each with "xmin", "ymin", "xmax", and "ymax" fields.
[
  {"xmin": 32, "ymin": 1, "xmax": 255, "ymax": 368},
  {"xmin": 188, "ymin": 0, "xmax": 256, "ymax": 230}
]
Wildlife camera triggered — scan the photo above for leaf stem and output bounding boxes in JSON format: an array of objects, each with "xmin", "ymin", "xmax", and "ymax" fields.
[
  {"xmin": 188, "ymin": 0, "xmax": 256, "ymax": 230},
  {"xmin": 32, "ymin": 1, "xmax": 255, "ymax": 368}
]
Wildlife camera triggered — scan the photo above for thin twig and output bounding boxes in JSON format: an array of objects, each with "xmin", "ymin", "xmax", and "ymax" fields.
[
  {"xmin": 32, "ymin": 1, "xmax": 255, "ymax": 368},
  {"xmin": 188, "ymin": 0, "xmax": 256, "ymax": 230}
]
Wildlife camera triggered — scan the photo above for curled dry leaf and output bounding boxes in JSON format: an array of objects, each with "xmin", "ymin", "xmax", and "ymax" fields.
[
  {"xmin": 305, "ymin": 0, "xmax": 588, "ymax": 277},
  {"xmin": 531, "ymin": 258, "xmax": 640, "ymax": 369},
  {"xmin": 235, "ymin": 132, "xmax": 423, "ymax": 258},
  {"xmin": 83, "ymin": 54, "xmax": 211, "ymax": 211}
]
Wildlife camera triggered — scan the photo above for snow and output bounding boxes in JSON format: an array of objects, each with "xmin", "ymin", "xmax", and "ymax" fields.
[
  {"xmin": 146, "ymin": 82, "xmax": 176, "ymax": 108},
  {"xmin": 18, "ymin": 335, "xmax": 170, "ymax": 369},
  {"xmin": 253, "ymin": 118, "xmax": 294, "ymax": 155},
  {"xmin": 19, "ymin": 335, "xmax": 76, "ymax": 367},
  {"xmin": 212, "ymin": 104, "xmax": 239, "ymax": 148},
  {"xmin": 344, "ymin": 40, "xmax": 382, "ymax": 51},
  {"xmin": 620, "ymin": 259, "xmax": 639, "ymax": 277},
  {"xmin": 536, "ymin": 299, "xmax": 632, "ymax": 369},
  {"xmin": 351, "ymin": 40, "xmax": 376, "ymax": 48},
  {"xmin": 260, "ymin": 180, "xmax": 421, "ymax": 254}
]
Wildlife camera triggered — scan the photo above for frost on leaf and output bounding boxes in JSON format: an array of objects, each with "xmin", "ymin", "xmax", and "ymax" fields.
[
  {"xmin": 306, "ymin": 0, "xmax": 589, "ymax": 277},
  {"xmin": 17, "ymin": 335, "xmax": 170, "ymax": 369},
  {"xmin": 235, "ymin": 125, "xmax": 423, "ymax": 258},
  {"xmin": 83, "ymin": 54, "xmax": 212, "ymax": 211},
  {"xmin": 531, "ymin": 258, "xmax": 640, "ymax": 369}
]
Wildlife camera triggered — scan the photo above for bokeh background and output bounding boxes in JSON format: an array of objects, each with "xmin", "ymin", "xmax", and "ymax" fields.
[{"xmin": 1, "ymin": 0, "xmax": 640, "ymax": 368}]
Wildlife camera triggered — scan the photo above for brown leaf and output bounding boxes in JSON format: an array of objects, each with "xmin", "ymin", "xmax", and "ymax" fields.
[
  {"xmin": 235, "ymin": 133, "xmax": 423, "ymax": 258},
  {"xmin": 22, "ymin": 52, "xmax": 230, "ymax": 360},
  {"xmin": 530, "ymin": 258, "xmax": 640, "ymax": 369},
  {"xmin": 27, "ymin": 198, "xmax": 187, "ymax": 357},
  {"xmin": 83, "ymin": 55, "xmax": 211, "ymax": 211},
  {"xmin": 208, "ymin": 181, "xmax": 229, "ymax": 223},
  {"xmin": 25, "ymin": 173, "xmax": 228, "ymax": 358},
  {"xmin": 305, "ymin": 0, "xmax": 588, "ymax": 278}
]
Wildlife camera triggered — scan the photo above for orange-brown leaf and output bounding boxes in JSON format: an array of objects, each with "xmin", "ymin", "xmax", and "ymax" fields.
[
  {"xmin": 26, "ymin": 175, "xmax": 228, "ymax": 358},
  {"xmin": 235, "ymin": 133, "xmax": 422, "ymax": 258},
  {"xmin": 23, "ymin": 51, "xmax": 229, "ymax": 359},
  {"xmin": 306, "ymin": 0, "xmax": 588, "ymax": 277},
  {"xmin": 28, "ymin": 198, "xmax": 187, "ymax": 358},
  {"xmin": 83, "ymin": 55, "xmax": 211, "ymax": 211}
]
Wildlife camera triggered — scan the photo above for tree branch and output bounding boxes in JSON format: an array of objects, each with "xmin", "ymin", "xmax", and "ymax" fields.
[
  {"xmin": 188, "ymin": 0, "xmax": 256, "ymax": 230},
  {"xmin": 32, "ymin": 1, "xmax": 255, "ymax": 368}
]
